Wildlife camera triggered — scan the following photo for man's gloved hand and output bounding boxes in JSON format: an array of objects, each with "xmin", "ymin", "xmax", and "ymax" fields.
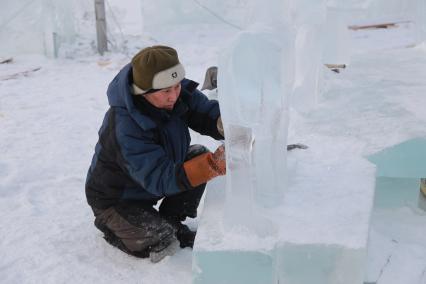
[{"xmin": 183, "ymin": 145, "xmax": 226, "ymax": 187}]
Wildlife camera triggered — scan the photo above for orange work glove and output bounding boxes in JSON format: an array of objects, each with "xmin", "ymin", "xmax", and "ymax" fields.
[{"xmin": 183, "ymin": 145, "xmax": 226, "ymax": 187}]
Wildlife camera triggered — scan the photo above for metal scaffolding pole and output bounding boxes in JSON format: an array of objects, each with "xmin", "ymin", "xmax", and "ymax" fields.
[{"xmin": 95, "ymin": 0, "xmax": 107, "ymax": 55}]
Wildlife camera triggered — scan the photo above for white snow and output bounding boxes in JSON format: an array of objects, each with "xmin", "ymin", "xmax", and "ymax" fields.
[{"xmin": 1, "ymin": 2, "xmax": 426, "ymax": 284}]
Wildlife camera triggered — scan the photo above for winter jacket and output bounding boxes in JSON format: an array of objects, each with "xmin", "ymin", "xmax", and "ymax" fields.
[{"xmin": 85, "ymin": 64, "xmax": 223, "ymax": 209}]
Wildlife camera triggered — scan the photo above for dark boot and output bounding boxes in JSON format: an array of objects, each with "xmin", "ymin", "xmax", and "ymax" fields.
[
  {"xmin": 159, "ymin": 185, "xmax": 205, "ymax": 249},
  {"xmin": 176, "ymin": 224, "xmax": 196, "ymax": 248},
  {"xmin": 93, "ymin": 202, "xmax": 179, "ymax": 262},
  {"xmin": 158, "ymin": 214, "xmax": 196, "ymax": 248},
  {"xmin": 96, "ymin": 221, "xmax": 150, "ymax": 258}
]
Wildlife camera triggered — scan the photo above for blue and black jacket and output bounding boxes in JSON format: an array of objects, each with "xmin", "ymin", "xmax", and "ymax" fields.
[{"xmin": 85, "ymin": 64, "xmax": 223, "ymax": 209}]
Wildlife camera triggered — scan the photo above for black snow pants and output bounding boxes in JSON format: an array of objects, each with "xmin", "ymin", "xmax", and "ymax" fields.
[{"xmin": 91, "ymin": 145, "xmax": 207, "ymax": 259}]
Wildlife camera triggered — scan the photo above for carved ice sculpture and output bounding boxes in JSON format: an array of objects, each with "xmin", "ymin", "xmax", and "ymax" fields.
[{"xmin": 218, "ymin": 25, "xmax": 294, "ymax": 233}]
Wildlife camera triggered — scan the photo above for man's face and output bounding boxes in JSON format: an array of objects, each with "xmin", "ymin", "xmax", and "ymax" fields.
[{"xmin": 144, "ymin": 83, "xmax": 181, "ymax": 110}]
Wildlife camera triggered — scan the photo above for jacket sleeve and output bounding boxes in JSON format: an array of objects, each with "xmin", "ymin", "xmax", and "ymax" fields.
[
  {"xmin": 185, "ymin": 88, "xmax": 224, "ymax": 140},
  {"xmin": 114, "ymin": 110, "xmax": 188, "ymax": 197}
]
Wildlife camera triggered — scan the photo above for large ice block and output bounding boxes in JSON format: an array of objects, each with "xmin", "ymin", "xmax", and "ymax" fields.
[
  {"xmin": 218, "ymin": 26, "xmax": 294, "ymax": 233},
  {"xmin": 323, "ymin": 5, "xmax": 352, "ymax": 65},
  {"xmin": 367, "ymin": 138, "xmax": 426, "ymax": 210},
  {"xmin": 193, "ymin": 148, "xmax": 376, "ymax": 283},
  {"xmin": 365, "ymin": 138, "xmax": 426, "ymax": 283},
  {"xmin": 367, "ymin": 138, "xmax": 426, "ymax": 178},
  {"xmin": 373, "ymin": 178, "xmax": 421, "ymax": 209},
  {"xmin": 274, "ymin": 244, "xmax": 365, "ymax": 284},
  {"xmin": 193, "ymin": 2, "xmax": 376, "ymax": 283},
  {"xmin": 0, "ymin": 0, "xmax": 75, "ymax": 57},
  {"xmin": 140, "ymin": 0, "xmax": 252, "ymax": 38},
  {"xmin": 291, "ymin": 0, "xmax": 327, "ymax": 113},
  {"xmin": 365, "ymin": 207, "xmax": 426, "ymax": 284},
  {"xmin": 243, "ymin": 0, "xmax": 293, "ymax": 28},
  {"xmin": 361, "ymin": 0, "xmax": 421, "ymax": 22}
]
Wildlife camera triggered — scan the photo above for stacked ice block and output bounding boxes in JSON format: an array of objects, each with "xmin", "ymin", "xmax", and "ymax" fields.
[
  {"xmin": 0, "ymin": 0, "xmax": 75, "ymax": 57},
  {"xmin": 217, "ymin": 27, "xmax": 294, "ymax": 233},
  {"xmin": 291, "ymin": 0, "xmax": 327, "ymax": 113},
  {"xmin": 365, "ymin": 138, "xmax": 426, "ymax": 283},
  {"xmin": 368, "ymin": 138, "xmax": 426, "ymax": 210},
  {"xmin": 191, "ymin": 1, "xmax": 381, "ymax": 283},
  {"xmin": 193, "ymin": 146, "xmax": 376, "ymax": 283},
  {"xmin": 192, "ymin": 5, "xmax": 376, "ymax": 281},
  {"xmin": 323, "ymin": 4, "xmax": 352, "ymax": 66}
]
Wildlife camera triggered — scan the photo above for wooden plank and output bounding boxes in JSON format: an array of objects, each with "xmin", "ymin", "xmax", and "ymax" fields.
[
  {"xmin": 0, "ymin": 67, "xmax": 41, "ymax": 81},
  {"xmin": 348, "ymin": 21, "xmax": 411, "ymax": 31},
  {"xmin": 325, "ymin": 64, "xmax": 346, "ymax": 74},
  {"xmin": 0, "ymin": 57, "xmax": 13, "ymax": 64},
  {"xmin": 325, "ymin": 64, "xmax": 346, "ymax": 69}
]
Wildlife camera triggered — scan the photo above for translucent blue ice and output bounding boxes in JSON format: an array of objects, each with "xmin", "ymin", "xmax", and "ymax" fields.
[{"xmin": 367, "ymin": 138, "xmax": 426, "ymax": 178}]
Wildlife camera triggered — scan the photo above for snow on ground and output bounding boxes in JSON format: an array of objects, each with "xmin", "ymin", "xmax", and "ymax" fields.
[{"xmin": 1, "ymin": 16, "xmax": 426, "ymax": 284}]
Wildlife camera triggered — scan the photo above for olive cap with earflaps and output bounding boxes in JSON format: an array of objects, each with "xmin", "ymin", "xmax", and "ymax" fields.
[{"xmin": 131, "ymin": 45, "xmax": 186, "ymax": 95}]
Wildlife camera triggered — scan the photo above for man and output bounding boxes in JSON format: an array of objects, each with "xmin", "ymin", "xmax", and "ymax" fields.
[{"xmin": 85, "ymin": 45, "xmax": 226, "ymax": 262}]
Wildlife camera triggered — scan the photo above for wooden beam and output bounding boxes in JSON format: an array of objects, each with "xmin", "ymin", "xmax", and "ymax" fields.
[
  {"xmin": 348, "ymin": 21, "xmax": 411, "ymax": 31},
  {"xmin": 325, "ymin": 64, "xmax": 346, "ymax": 69},
  {"xmin": 0, "ymin": 67, "xmax": 41, "ymax": 81},
  {"xmin": 0, "ymin": 57, "xmax": 13, "ymax": 64}
]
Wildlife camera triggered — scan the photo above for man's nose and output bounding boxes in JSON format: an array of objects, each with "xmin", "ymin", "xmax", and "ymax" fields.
[{"xmin": 168, "ymin": 90, "xmax": 179, "ymax": 101}]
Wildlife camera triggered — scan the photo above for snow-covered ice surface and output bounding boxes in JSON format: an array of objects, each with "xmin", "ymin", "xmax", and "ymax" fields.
[
  {"xmin": 1, "ymin": 12, "xmax": 426, "ymax": 284},
  {"xmin": 366, "ymin": 207, "xmax": 426, "ymax": 283}
]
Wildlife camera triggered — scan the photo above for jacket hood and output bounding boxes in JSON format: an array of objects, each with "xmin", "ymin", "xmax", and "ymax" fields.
[{"xmin": 106, "ymin": 63, "xmax": 156, "ymax": 130}]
